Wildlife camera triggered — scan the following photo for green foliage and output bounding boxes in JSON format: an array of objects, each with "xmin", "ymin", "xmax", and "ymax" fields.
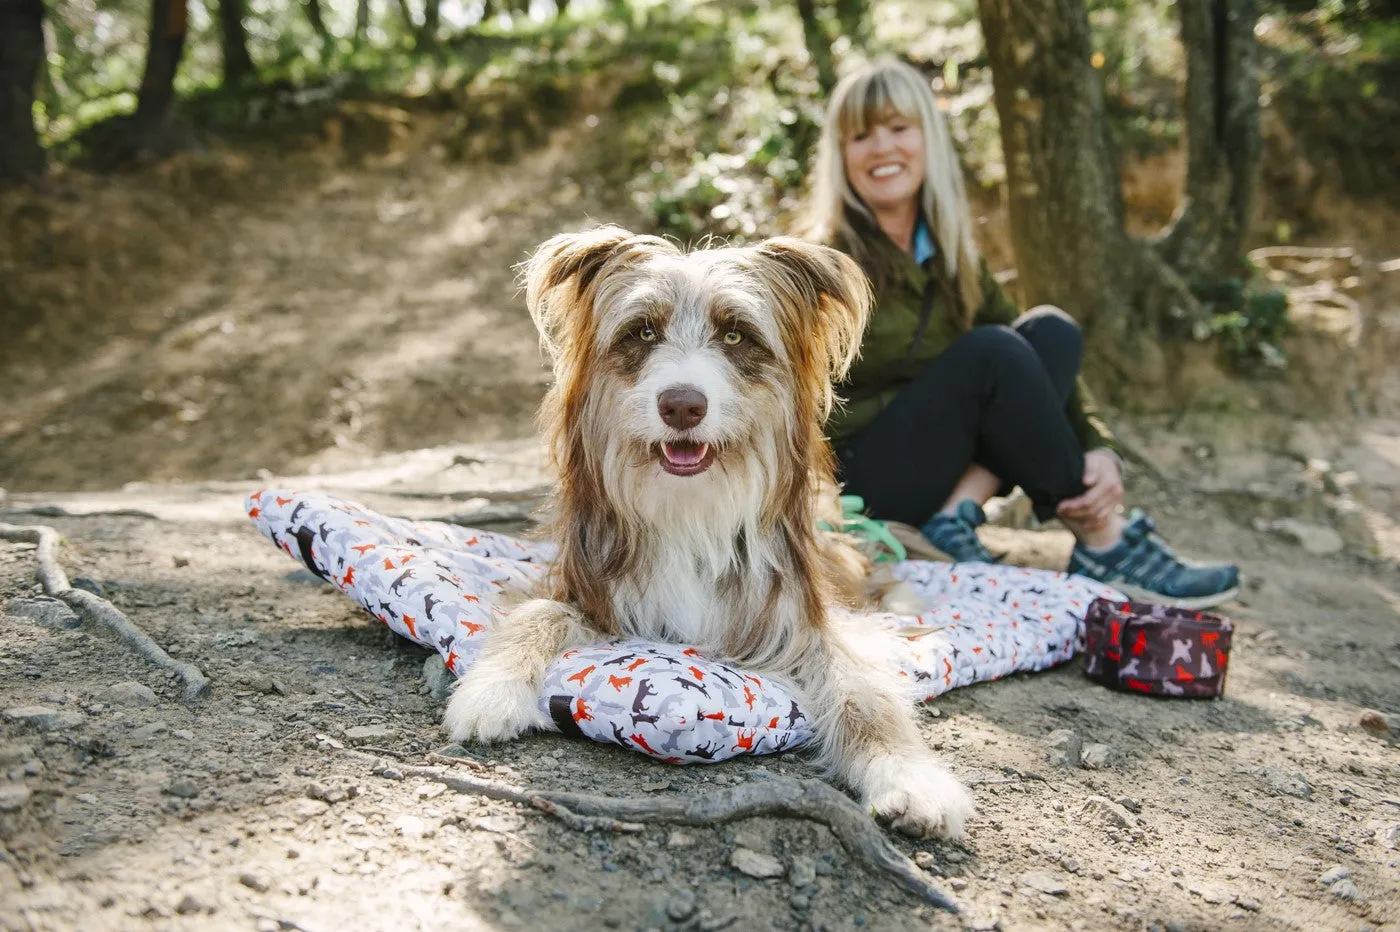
[{"xmin": 1190, "ymin": 278, "xmax": 1293, "ymax": 370}]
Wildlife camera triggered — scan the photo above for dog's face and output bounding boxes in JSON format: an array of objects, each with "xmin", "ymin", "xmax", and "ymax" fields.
[{"xmin": 523, "ymin": 227, "xmax": 871, "ymax": 527}]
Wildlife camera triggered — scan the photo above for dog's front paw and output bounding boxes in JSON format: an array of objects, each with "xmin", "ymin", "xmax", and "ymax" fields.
[
  {"xmin": 862, "ymin": 754, "xmax": 973, "ymax": 840},
  {"xmin": 442, "ymin": 666, "xmax": 548, "ymax": 744}
]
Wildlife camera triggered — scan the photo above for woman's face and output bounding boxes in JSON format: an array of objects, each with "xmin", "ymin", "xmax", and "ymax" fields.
[{"xmin": 842, "ymin": 114, "xmax": 926, "ymax": 214}]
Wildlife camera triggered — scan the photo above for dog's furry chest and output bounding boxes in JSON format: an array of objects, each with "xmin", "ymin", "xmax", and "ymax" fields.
[{"xmin": 613, "ymin": 537, "xmax": 771, "ymax": 649}]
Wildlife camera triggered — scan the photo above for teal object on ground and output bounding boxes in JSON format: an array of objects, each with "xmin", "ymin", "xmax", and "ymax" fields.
[{"xmin": 818, "ymin": 495, "xmax": 906, "ymax": 563}]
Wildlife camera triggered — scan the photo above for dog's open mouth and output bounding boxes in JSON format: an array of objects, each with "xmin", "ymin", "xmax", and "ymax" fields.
[{"xmin": 657, "ymin": 440, "xmax": 715, "ymax": 477}]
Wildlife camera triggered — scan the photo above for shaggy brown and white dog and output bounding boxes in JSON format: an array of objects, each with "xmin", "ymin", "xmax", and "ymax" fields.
[{"xmin": 443, "ymin": 225, "xmax": 972, "ymax": 839}]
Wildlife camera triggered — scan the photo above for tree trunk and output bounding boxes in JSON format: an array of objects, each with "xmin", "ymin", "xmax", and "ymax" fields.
[
  {"xmin": 977, "ymin": 0, "xmax": 1259, "ymax": 381},
  {"xmin": 131, "ymin": 0, "xmax": 188, "ymax": 147},
  {"xmin": 0, "ymin": 0, "xmax": 47, "ymax": 182},
  {"xmin": 218, "ymin": 0, "xmax": 254, "ymax": 88},
  {"xmin": 555, "ymin": 0, "xmax": 569, "ymax": 15},
  {"xmin": 834, "ymin": 0, "xmax": 867, "ymax": 47},
  {"xmin": 1152, "ymin": 0, "xmax": 1261, "ymax": 282},
  {"xmin": 421, "ymin": 0, "xmax": 439, "ymax": 43},
  {"xmin": 392, "ymin": 0, "xmax": 423, "ymax": 46},
  {"xmin": 795, "ymin": 0, "xmax": 836, "ymax": 94},
  {"xmin": 354, "ymin": 0, "xmax": 369, "ymax": 48},
  {"xmin": 304, "ymin": 0, "xmax": 333, "ymax": 48}
]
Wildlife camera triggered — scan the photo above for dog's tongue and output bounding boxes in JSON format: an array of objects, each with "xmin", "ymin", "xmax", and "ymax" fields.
[{"xmin": 663, "ymin": 441, "xmax": 709, "ymax": 467}]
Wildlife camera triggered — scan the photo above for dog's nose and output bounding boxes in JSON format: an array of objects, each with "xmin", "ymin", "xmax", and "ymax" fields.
[{"xmin": 657, "ymin": 387, "xmax": 708, "ymax": 430}]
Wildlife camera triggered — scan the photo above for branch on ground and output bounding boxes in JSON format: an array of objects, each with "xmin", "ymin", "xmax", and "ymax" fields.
[
  {"xmin": 0, "ymin": 523, "xmax": 210, "ymax": 702},
  {"xmin": 373, "ymin": 755, "xmax": 958, "ymax": 912}
]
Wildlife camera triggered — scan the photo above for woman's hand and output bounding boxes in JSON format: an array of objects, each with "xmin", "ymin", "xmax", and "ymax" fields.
[{"xmin": 1056, "ymin": 450, "xmax": 1124, "ymax": 531}]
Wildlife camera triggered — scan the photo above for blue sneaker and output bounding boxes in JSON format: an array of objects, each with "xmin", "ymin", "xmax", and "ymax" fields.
[
  {"xmin": 1068, "ymin": 512, "xmax": 1240, "ymax": 610},
  {"xmin": 922, "ymin": 500, "xmax": 1000, "ymax": 564}
]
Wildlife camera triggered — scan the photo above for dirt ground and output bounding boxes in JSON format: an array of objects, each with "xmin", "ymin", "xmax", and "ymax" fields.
[{"xmin": 3, "ymin": 107, "xmax": 1400, "ymax": 932}]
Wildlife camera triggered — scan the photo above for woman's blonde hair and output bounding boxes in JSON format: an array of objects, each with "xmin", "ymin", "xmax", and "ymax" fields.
[{"xmin": 803, "ymin": 57, "xmax": 983, "ymax": 324}]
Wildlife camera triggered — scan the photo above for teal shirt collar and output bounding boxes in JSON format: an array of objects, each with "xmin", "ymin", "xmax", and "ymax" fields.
[{"xmin": 913, "ymin": 216, "xmax": 937, "ymax": 265}]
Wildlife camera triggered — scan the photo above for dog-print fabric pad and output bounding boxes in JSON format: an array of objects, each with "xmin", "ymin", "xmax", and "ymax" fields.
[{"xmin": 246, "ymin": 489, "xmax": 1123, "ymax": 764}]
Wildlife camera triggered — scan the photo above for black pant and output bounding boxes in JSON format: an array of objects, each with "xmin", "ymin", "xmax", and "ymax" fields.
[{"xmin": 835, "ymin": 307, "xmax": 1088, "ymax": 526}]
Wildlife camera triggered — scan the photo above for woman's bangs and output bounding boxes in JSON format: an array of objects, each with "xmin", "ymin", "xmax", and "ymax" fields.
[{"xmin": 836, "ymin": 71, "xmax": 923, "ymax": 139}]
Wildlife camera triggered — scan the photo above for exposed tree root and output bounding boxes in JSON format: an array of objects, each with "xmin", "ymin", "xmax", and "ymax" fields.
[
  {"xmin": 378, "ymin": 756, "xmax": 958, "ymax": 912},
  {"xmin": 0, "ymin": 523, "xmax": 210, "ymax": 702}
]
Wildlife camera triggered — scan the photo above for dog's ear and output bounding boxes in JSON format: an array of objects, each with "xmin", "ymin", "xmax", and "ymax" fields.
[
  {"xmin": 749, "ymin": 236, "xmax": 873, "ymax": 388},
  {"xmin": 522, "ymin": 225, "xmax": 668, "ymax": 361}
]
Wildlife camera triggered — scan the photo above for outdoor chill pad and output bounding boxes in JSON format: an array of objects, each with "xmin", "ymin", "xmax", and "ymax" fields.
[{"xmin": 246, "ymin": 489, "xmax": 1122, "ymax": 763}]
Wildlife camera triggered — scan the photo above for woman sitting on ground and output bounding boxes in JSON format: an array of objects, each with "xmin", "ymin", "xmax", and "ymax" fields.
[{"xmin": 802, "ymin": 57, "xmax": 1238, "ymax": 609}]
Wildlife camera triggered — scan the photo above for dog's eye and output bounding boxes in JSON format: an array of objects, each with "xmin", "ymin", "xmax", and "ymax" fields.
[
  {"xmin": 638, "ymin": 324, "xmax": 657, "ymax": 343},
  {"xmin": 722, "ymin": 329, "xmax": 743, "ymax": 346}
]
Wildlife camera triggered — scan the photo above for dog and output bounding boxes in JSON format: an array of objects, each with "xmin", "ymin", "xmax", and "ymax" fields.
[{"xmin": 443, "ymin": 225, "xmax": 972, "ymax": 839}]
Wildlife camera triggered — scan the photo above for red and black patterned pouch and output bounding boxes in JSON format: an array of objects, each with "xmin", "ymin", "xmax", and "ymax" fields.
[{"xmin": 1083, "ymin": 598, "xmax": 1234, "ymax": 698}]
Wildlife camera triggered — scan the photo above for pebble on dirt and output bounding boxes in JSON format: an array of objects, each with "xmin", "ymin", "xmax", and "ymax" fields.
[
  {"xmin": 422, "ymin": 654, "xmax": 454, "ymax": 701},
  {"xmin": 1359, "ymin": 710, "xmax": 1392, "ymax": 736},
  {"xmin": 1079, "ymin": 742, "xmax": 1114, "ymax": 770},
  {"xmin": 344, "ymin": 723, "xmax": 396, "ymax": 744},
  {"xmin": 1020, "ymin": 871, "xmax": 1069, "ymax": 896},
  {"xmin": 102, "ymin": 680, "xmax": 158, "ymax": 707},
  {"xmin": 730, "ymin": 847, "xmax": 784, "ymax": 879},
  {"xmin": 3, "ymin": 705, "xmax": 85, "ymax": 732},
  {"xmin": 0, "ymin": 784, "xmax": 32, "ymax": 812},
  {"xmin": 5, "ymin": 596, "xmax": 81, "ymax": 629},
  {"xmin": 1043, "ymin": 729, "xmax": 1081, "ymax": 768}
]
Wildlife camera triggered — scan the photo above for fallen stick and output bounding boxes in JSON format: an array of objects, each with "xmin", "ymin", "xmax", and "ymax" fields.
[
  {"xmin": 387, "ymin": 758, "xmax": 957, "ymax": 912},
  {"xmin": 0, "ymin": 523, "xmax": 210, "ymax": 703}
]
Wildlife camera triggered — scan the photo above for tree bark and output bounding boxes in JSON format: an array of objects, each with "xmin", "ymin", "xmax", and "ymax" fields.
[
  {"xmin": 834, "ymin": 0, "xmax": 867, "ymax": 47},
  {"xmin": 796, "ymin": 0, "xmax": 836, "ymax": 93},
  {"xmin": 217, "ymin": 0, "xmax": 254, "ymax": 88},
  {"xmin": 131, "ymin": 0, "xmax": 188, "ymax": 147},
  {"xmin": 0, "ymin": 0, "xmax": 47, "ymax": 182},
  {"xmin": 304, "ymin": 0, "xmax": 333, "ymax": 47},
  {"xmin": 1152, "ymin": 0, "xmax": 1261, "ymax": 281},
  {"xmin": 421, "ymin": 0, "xmax": 439, "ymax": 43},
  {"xmin": 977, "ymin": 0, "xmax": 1259, "ymax": 380},
  {"xmin": 354, "ymin": 0, "xmax": 369, "ymax": 47}
]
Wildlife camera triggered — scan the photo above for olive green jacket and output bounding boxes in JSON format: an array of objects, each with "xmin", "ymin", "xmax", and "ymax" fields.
[{"xmin": 827, "ymin": 234, "xmax": 1118, "ymax": 455}]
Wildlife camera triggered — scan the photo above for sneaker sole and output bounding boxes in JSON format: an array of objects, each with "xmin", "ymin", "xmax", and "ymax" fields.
[{"xmin": 1109, "ymin": 582, "xmax": 1240, "ymax": 611}]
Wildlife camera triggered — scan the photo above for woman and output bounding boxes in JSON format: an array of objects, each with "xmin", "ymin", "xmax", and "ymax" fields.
[{"xmin": 803, "ymin": 58, "xmax": 1238, "ymax": 609}]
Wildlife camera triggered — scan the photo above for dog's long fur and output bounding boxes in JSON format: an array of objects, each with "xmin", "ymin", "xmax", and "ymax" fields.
[{"xmin": 444, "ymin": 226, "xmax": 972, "ymax": 838}]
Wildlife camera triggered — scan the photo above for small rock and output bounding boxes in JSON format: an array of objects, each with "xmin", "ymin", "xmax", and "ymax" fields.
[
  {"xmin": 949, "ymin": 878, "xmax": 968, "ymax": 890},
  {"xmin": 1020, "ymin": 871, "xmax": 1068, "ymax": 896},
  {"xmin": 1114, "ymin": 796, "xmax": 1141, "ymax": 814},
  {"xmin": 71, "ymin": 576, "xmax": 105, "ymax": 596},
  {"xmin": 666, "ymin": 830, "xmax": 696, "ymax": 849},
  {"xmin": 966, "ymin": 917, "xmax": 1002, "ymax": 932},
  {"xmin": 173, "ymin": 554, "xmax": 190, "ymax": 568},
  {"xmin": 379, "ymin": 767, "xmax": 404, "ymax": 781},
  {"xmin": 130, "ymin": 722, "xmax": 168, "ymax": 742},
  {"xmin": 344, "ymin": 724, "xmax": 395, "ymax": 745},
  {"xmin": 0, "ymin": 784, "xmax": 32, "ymax": 812},
  {"xmin": 1266, "ymin": 519, "xmax": 1344, "ymax": 556},
  {"xmin": 1359, "ymin": 711, "xmax": 1392, "ymax": 736},
  {"xmin": 1329, "ymin": 878, "xmax": 1363, "ymax": 902},
  {"xmin": 1080, "ymin": 743, "xmax": 1114, "ymax": 770},
  {"xmin": 1257, "ymin": 766, "xmax": 1312, "ymax": 799},
  {"xmin": 3, "ymin": 705, "xmax": 85, "ymax": 732},
  {"xmin": 393, "ymin": 814, "xmax": 427, "ymax": 838},
  {"xmin": 291, "ymin": 799, "xmax": 330, "ymax": 822},
  {"xmin": 423, "ymin": 655, "xmax": 454, "ymax": 702},
  {"xmin": 165, "ymin": 780, "xmax": 200, "ymax": 799},
  {"xmin": 787, "ymin": 856, "xmax": 816, "ymax": 888},
  {"xmin": 1060, "ymin": 857, "xmax": 1081, "ymax": 874},
  {"xmin": 174, "ymin": 894, "xmax": 206, "ymax": 915},
  {"xmin": 1080, "ymin": 795, "xmax": 1139, "ymax": 830},
  {"xmin": 729, "ymin": 848, "xmax": 784, "ymax": 879},
  {"xmin": 1318, "ymin": 865, "xmax": 1352, "ymax": 885},
  {"xmin": 913, "ymin": 851, "xmax": 939, "ymax": 872},
  {"xmin": 102, "ymin": 681, "xmax": 158, "ymax": 707},
  {"xmin": 6, "ymin": 596, "xmax": 80, "ymax": 629},
  {"xmin": 944, "ymin": 850, "xmax": 967, "ymax": 863},
  {"xmin": 1043, "ymin": 729, "xmax": 1081, "ymax": 769},
  {"xmin": 665, "ymin": 891, "xmax": 696, "ymax": 922},
  {"xmin": 789, "ymin": 893, "xmax": 810, "ymax": 910},
  {"xmin": 239, "ymin": 872, "xmax": 270, "ymax": 893},
  {"xmin": 1233, "ymin": 895, "xmax": 1260, "ymax": 912},
  {"xmin": 1200, "ymin": 887, "xmax": 1227, "ymax": 905}
]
